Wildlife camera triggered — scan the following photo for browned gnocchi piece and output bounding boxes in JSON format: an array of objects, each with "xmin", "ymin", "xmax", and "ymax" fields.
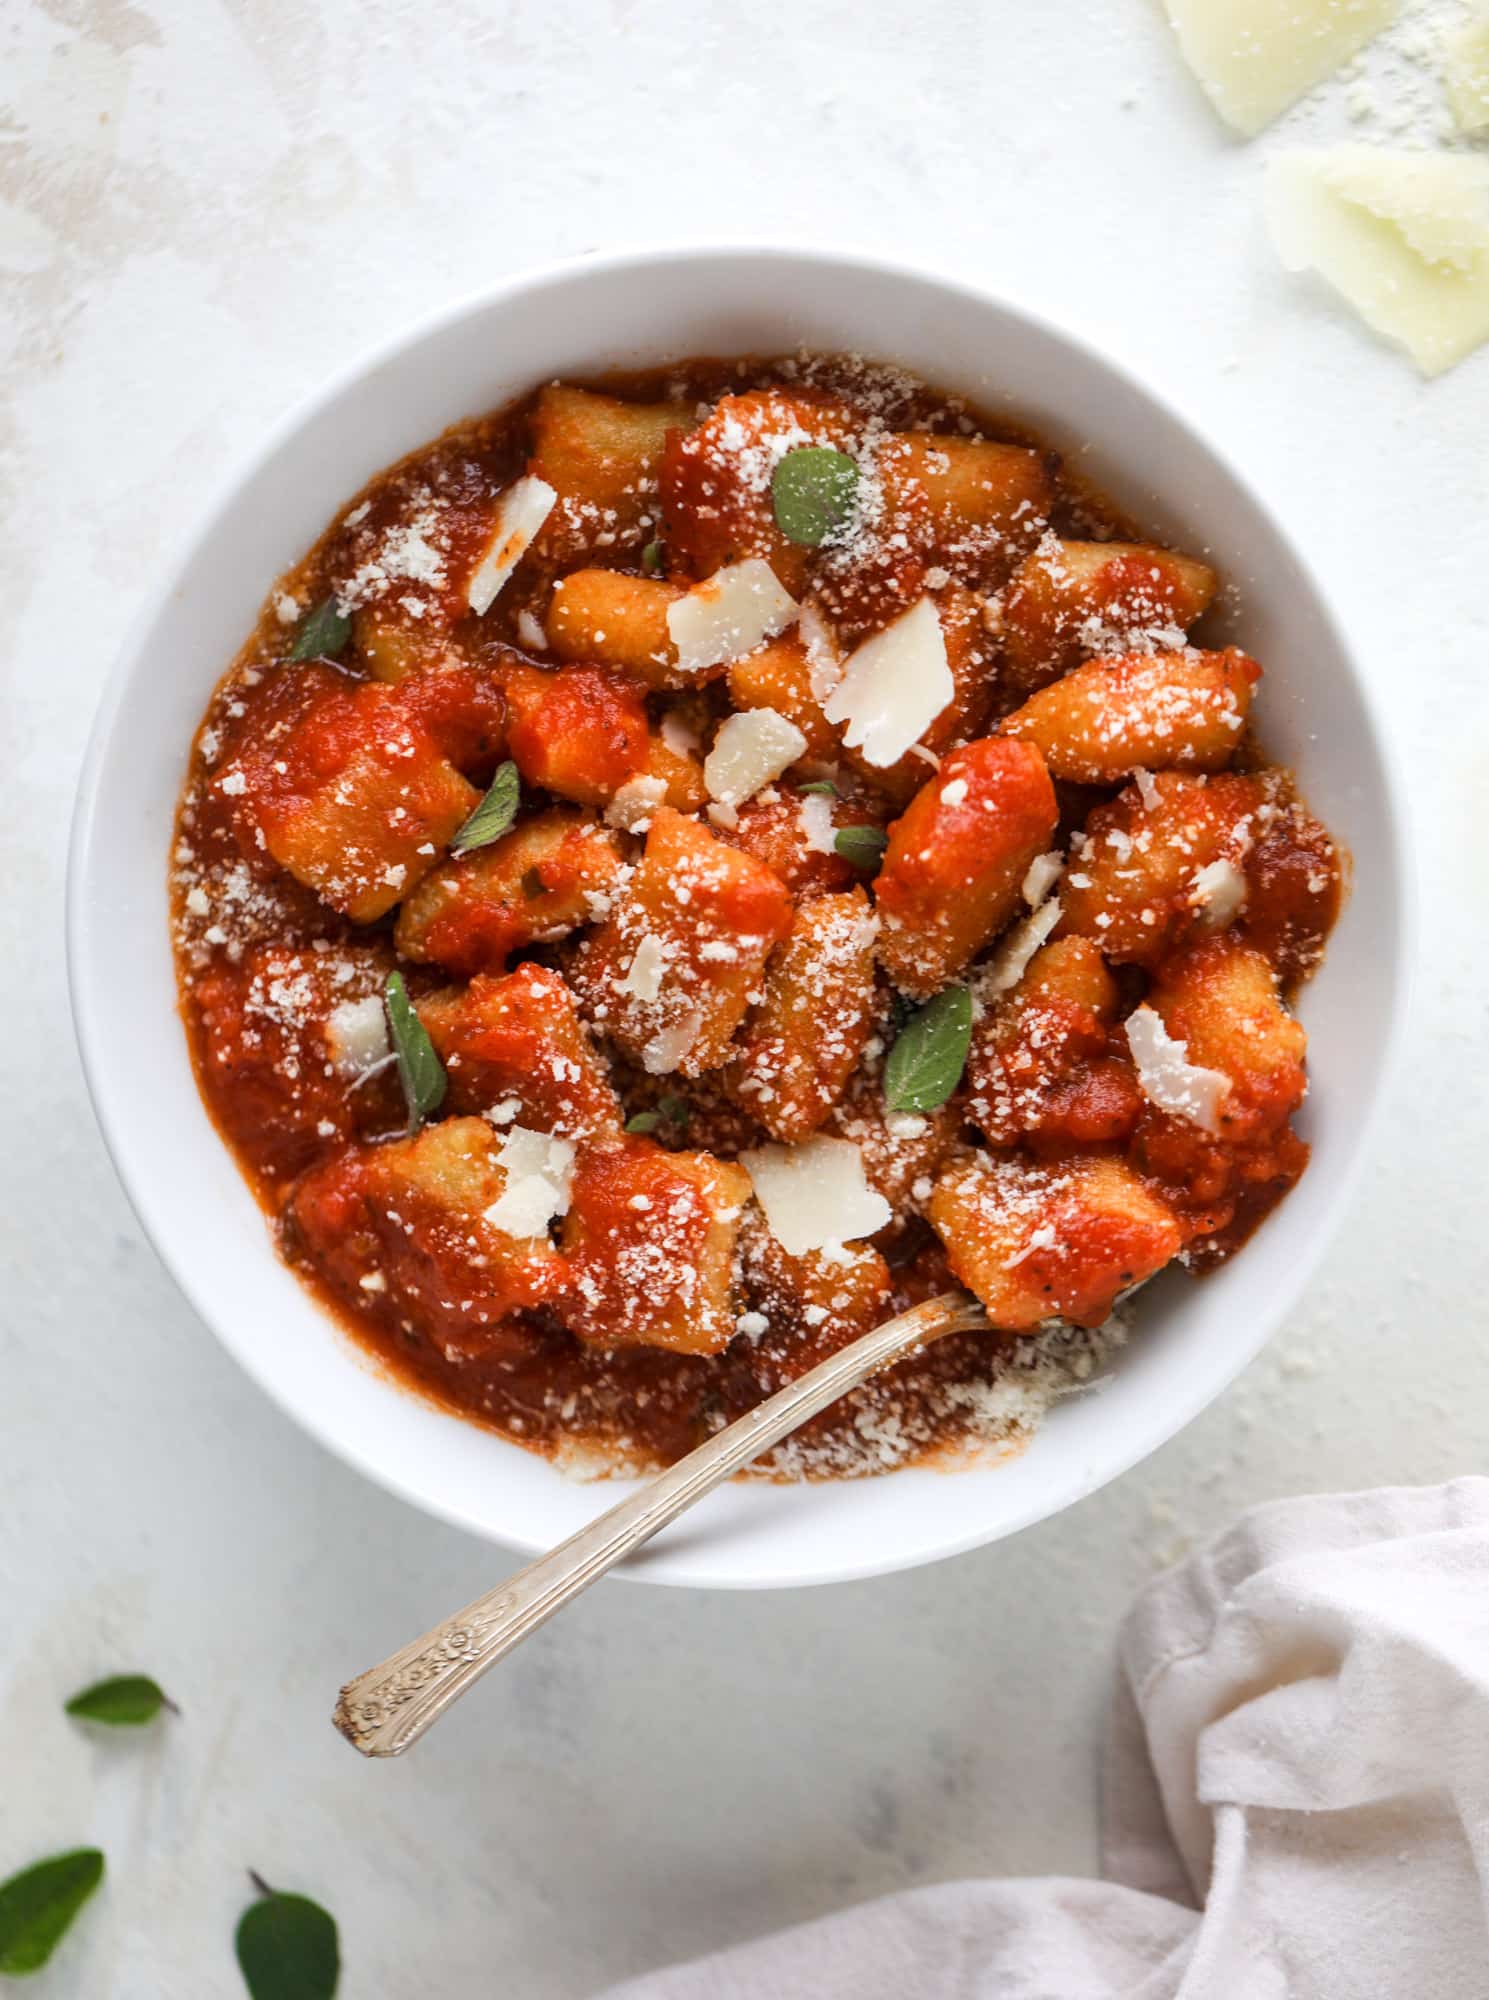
[
  {"xmin": 660, "ymin": 386, "xmax": 859, "ymax": 593},
  {"xmin": 965, "ymin": 936, "xmax": 1142, "ymax": 1151},
  {"xmin": 394, "ymin": 807, "xmax": 623, "ymax": 978},
  {"xmin": 1000, "ymin": 537, "xmax": 1217, "ymax": 696},
  {"xmin": 877, "ymin": 432, "xmax": 1053, "ymax": 589},
  {"xmin": 569, "ymin": 805, "xmax": 793, "ymax": 1077},
  {"xmin": 1060, "ymin": 770, "xmax": 1268, "ymax": 968},
  {"xmin": 527, "ymin": 384, "xmax": 688, "ymax": 565},
  {"xmin": 561, "ymin": 1136, "xmax": 751, "ymax": 1355},
  {"xmin": 1145, "ymin": 937, "xmax": 1307, "ymax": 1143},
  {"xmin": 875, "ymin": 735, "xmax": 1059, "ymax": 996},
  {"xmin": 727, "ymin": 635, "xmax": 843, "ymax": 761},
  {"xmin": 929, "ymin": 1151, "xmax": 1185, "ymax": 1330},
  {"xmin": 728, "ymin": 889, "xmax": 879, "ymax": 1142},
  {"xmin": 1001, "ymin": 647, "xmax": 1259, "ymax": 784},
  {"xmin": 417, "ymin": 964, "xmax": 621, "ymax": 1138},
  {"xmin": 546, "ymin": 568, "xmax": 694, "ymax": 691}
]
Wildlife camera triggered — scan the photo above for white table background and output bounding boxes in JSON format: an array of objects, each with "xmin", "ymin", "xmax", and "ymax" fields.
[{"xmin": 3, "ymin": 2, "xmax": 1487, "ymax": 1993}]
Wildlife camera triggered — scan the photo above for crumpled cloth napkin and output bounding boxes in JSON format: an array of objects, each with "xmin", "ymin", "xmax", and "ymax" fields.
[{"xmin": 600, "ymin": 1478, "xmax": 1489, "ymax": 1998}]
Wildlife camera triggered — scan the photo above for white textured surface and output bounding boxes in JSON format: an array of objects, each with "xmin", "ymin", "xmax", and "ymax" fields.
[{"xmin": 2, "ymin": 3, "xmax": 1487, "ymax": 1996}]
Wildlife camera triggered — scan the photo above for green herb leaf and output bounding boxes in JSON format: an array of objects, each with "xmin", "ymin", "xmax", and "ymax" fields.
[
  {"xmin": 833, "ymin": 825, "xmax": 888, "ymax": 872},
  {"xmin": 65, "ymin": 1675, "xmax": 174, "ymax": 1726},
  {"xmin": 288, "ymin": 597, "xmax": 351, "ymax": 663},
  {"xmin": 236, "ymin": 1875, "xmax": 340, "ymax": 2000},
  {"xmin": 384, "ymin": 972, "xmax": 446, "ymax": 1132},
  {"xmin": 452, "ymin": 761, "xmax": 520, "ymax": 856},
  {"xmin": 883, "ymin": 986, "xmax": 973, "ymax": 1113},
  {"xmin": 641, "ymin": 539, "xmax": 664, "ymax": 575},
  {"xmin": 771, "ymin": 447, "xmax": 859, "ymax": 547},
  {"xmin": 0, "ymin": 1849, "xmax": 105, "ymax": 1975},
  {"xmin": 624, "ymin": 1111, "xmax": 661, "ymax": 1135},
  {"xmin": 797, "ymin": 780, "xmax": 838, "ymax": 796},
  {"xmin": 657, "ymin": 1093, "xmax": 691, "ymax": 1127}
]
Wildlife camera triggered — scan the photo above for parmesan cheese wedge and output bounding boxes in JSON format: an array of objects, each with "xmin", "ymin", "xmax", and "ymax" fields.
[
  {"xmin": 666, "ymin": 558, "xmax": 799, "ymax": 673},
  {"xmin": 467, "ymin": 477, "xmax": 557, "ymax": 615},
  {"xmin": 1445, "ymin": 8, "xmax": 1489, "ymax": 134},
  {"xmin": 1124, "ymin": 1005, "xmax": 1231, "ymax": 1135},
  {"xmin": 742, "ymin": 1135, "xmax": 891, "ymax": 1257},
  {"xmin": 1266, "ymin": 148, "xmax": 1489, "ymax": 376},
  {"xmin": 482, "ymin": 1126, "xmax": 576, "ymax": 1237},
  {"xmin": 1164, "ymin": 0, "xmax": 1397, "ymax": 136},
  {"xmin": 704, "ymin": 707, "xmax": 808, "ymax": 807},
  {"xmin": 822, "ymin": 596, "xmax": 953, "ymax": 769}
]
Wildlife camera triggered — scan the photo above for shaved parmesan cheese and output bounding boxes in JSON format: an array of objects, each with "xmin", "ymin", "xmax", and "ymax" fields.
[
  {"xmin": 704, "ymin": 707, "xmax": 808, "ymax": 806},
  {"xmin": 482, "ymin": 1126, "xmax": 575, "ymax": 1237},
  {"xmin": 1445, "ymin": 9, "xmax": 1489, "ymax": 134},
  {"xmin": 822, "ymin": 596, "xmax": 953, "ymax": 769},
  {"xmin": 325, "ymin": 995, "xmax": 390, "ymax": 1077},
  {"xmin": 986, "ymin": 897, "xmax": 1063, "ymax": 995},
  {"xmin": 620, "ymin": 933, "xmax": 668, "ymax": 1002},
  {"xmin": 1189, "ymin": 857, "xmax": 1248, "ymax": 929},
  {"xmin": 467, "ymin": 477, "xmax": 556, "ymax": 615},
  {"xmin": 1266, "ymin": 148, "xmax": 1489, "ymax": 377},
  {"xmin": 742, "ymin": 1135, "xmax": 891, "ymax": 1257},
  {"xmin": 666, "ymin": 558, "xmax": 799, "ymax": 673},
  {"xmin": 517, "ymin": 608, "xmax": 548, "ymax": 651},
  {"xmin": 642, "ymin": 1009, "xmax": 702, "ymax": 1075},
  {"xmin": 1124, "ymin": 1005, "xmax": 1231, "ymax": 1135},
  {"xmin": 1023, "ymin": 850, "xmax": 1064, "ymax": 908},
  {"xmin": 798, "ymin": 600, "xmax": 845, "ymax": 702},
  {"xmin": 605, "ymin": 775, "xmax": 668, "ymax": 832},
  {"xmin": 1163, "ymin": 0, "xmax": 1397, "ymax": 137},
  {"xmin": 799, "ymin": 790, "xmax": 837, "ymax": 854}
]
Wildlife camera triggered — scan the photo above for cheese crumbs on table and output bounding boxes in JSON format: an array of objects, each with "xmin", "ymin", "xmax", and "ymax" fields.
[{"xmin": 170, "ymin": 351, "xmax": 1342, "ymax": 1482}]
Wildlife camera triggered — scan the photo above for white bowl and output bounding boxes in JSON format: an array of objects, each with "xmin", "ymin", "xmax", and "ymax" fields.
[{"xmin": 68, "ymin": 247, "xmax": 1411, "ymax": 1589}]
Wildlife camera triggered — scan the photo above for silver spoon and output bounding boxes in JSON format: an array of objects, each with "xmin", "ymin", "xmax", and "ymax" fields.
[{"xmin": 334, "ymin": 1289, "xmax": 986, "ymax": 1757}]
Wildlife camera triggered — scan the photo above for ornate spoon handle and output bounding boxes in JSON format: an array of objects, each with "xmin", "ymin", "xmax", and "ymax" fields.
[{"xmin": 334, "ymin": 1290, "xmax": 985, "ymax": 1757}]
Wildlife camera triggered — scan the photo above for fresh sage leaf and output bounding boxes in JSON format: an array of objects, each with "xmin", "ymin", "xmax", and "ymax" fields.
[
  {"xmin": 797, "ymin": 779, "xmax": 838, "ymax": 796},
  {"xmin": 452, "ymin": 761, "xmax": 520, "ymax": 856},
  {"xmin": 65, "ymin": 1674, "xmax": 174, "ymax": 1726},
  {"xmin": 236, "ymin": 1875, "xmax": 339, "ymax": 2000},
  {"xmin": 288, "ymin": 597, "xmax": 351, "ymax": 663},
  {"xmin": 884, "ymin": 986, "xmax": 973, "ymax": 1112},
  {"xmin": 641, "ymin": 539, "xmax": 664, "ymax": 575},
  {"xmin": 833, "ymin": 825, "xmax": 888, "ymax": 872},
  {"xmin": 384, "ymin": 972, "xmax": 446, "ymax": 1131},
  {"xmin": 657, "ymin": 1093, "xmax": 691, "ymax": 1127},
  {"xmin": 624, "ymin": 1111, "xmax": 661, "ymax": 1135},
  {"xmin": 771, "ymin": 446, "xmax": 859, "ymax": 546},
  {"xmin": 0, "ymin": 1849, "xmax": 104, "ymax": 1976}
]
